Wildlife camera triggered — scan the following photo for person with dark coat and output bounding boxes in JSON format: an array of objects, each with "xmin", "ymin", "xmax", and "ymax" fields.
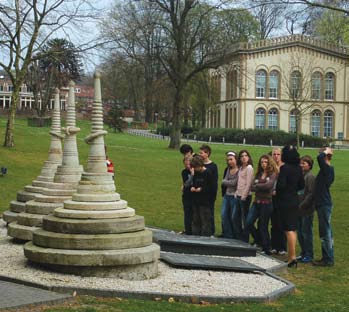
[
  {"xmin": 276, "ymin": 145, "xmax": 304, "ymax": 267},
  {"xmin": 297, "ymin": 155, "xmax": 316, "ymax": 263},
  {"xmin": 313, "ymin": 147, "xmax": 335, "ymax": 267}
]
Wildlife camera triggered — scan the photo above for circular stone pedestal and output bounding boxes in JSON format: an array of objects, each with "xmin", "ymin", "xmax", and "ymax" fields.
[{"xmin": 24, "ymin": 242, "xmax": 160, "ymax": 280}]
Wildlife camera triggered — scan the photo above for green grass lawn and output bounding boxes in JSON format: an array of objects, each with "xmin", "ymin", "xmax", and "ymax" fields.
[{"xmin": 1, "ymin": 117, "xmax": 349, "ymax": 312}]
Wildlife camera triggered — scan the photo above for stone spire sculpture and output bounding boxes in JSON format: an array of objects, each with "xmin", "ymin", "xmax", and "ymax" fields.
[
  {"xmin": 24, "ymin": 72, "xmax": 160, "ymax": 280},
  {"xmin": 2, "ymin": 89, "xmax": 63, "ymax": 224},
  {"xmin": 8, "ymin": 82, "xmax": 83, "ymax": 241}
]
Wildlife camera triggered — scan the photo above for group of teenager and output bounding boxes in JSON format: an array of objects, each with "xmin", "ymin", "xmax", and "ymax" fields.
[{"xmin": 180, "ymin": 143, "xmax": 335, "ymax": 268}]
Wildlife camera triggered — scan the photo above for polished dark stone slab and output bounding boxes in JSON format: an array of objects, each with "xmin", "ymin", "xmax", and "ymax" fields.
[
  {"xmin": 161, "ymin": 252, "xmax": 265, "ymax": 272},
  {"xmin": 150, "ymin": 227, "xmax": 257, "ymax": 257}
]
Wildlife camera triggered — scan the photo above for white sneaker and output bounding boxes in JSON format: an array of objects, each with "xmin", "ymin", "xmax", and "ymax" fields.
[
  {"xmin": 278, "ymin": 250, "xmax": 287, "ymax": 255},
  {"xmin": 270, "ymin": 249, "xmax": 277, "ymax": 254}
]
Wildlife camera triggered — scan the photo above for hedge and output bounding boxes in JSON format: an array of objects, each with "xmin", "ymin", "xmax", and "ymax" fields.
[{"xmin": 186, "ymin": 128, "xmax": 328, "ymax": 147}]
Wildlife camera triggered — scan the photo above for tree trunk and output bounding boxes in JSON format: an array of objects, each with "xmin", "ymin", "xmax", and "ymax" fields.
[
  {"xmin": 168, "ymin": 88, "xmax": 182, "ymax": 149},
  {"xmin": 4, "ymin": 87, "xmax": 20, "ymax": 147}
]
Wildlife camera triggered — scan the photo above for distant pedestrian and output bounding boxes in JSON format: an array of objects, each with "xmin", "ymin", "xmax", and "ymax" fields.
[
  {"xmin": 221, "ymin": 151, "xmax": 239, "ymax": 239},
  {"xmin": 190, "ymin": 155, "xmax": 215, "ymax": 237},
  {"xmin": 297, "ymin": 155, "xmax": 316, "ymax": 263},
  {"xmin": 199, "ymin": 144, "xmax": 218, "ymax": 235},
  {"xmin": 313, "ymin": 147, "xmax": 335, "ymax": 267}
]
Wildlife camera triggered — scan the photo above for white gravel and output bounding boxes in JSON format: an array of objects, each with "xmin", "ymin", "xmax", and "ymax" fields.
[{"xmin": 0, "ymin": 220, "xmax": 288, "ymax": 299}]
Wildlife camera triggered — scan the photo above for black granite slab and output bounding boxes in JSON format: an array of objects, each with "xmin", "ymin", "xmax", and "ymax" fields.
[
  {"xmin": 150, "ymin": 227, "xmax": 257, "ymax": 257},
  {"xmin": 160, "ymin": 252, "xmax": 265, "ymax": 272}
]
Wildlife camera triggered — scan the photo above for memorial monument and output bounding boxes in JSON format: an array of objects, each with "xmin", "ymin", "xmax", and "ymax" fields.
[
  {"xmin": 2, "ymin": 90, "xmax": 63, "ymax": 224},
  {"xmin": 24, "ymin": 72, "xmax": 160, "ymax": 280},
  {"xmin": 8, "ymin": 83, "xmax": 83, "ymax": 241}
]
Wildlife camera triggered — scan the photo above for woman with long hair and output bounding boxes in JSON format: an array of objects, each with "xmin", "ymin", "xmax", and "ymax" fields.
[
  {"xmin": 276, "ymin": 145, "xmax": 305, "ymax": 267},
  {"xmin": 221, "ymin": 151, "xmax": 239, "ymax": 238},
  {"xmin": 245, "ymin": 155, "xmax": 278, "ymax": 254},
  {"xmin": 233, "ymin": 149, "xmax": 254, "ymax": 242}
]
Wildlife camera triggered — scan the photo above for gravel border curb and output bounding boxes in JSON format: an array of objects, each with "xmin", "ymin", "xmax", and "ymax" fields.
[{"xmin": 0, "ymin": 271, "xmax": 294, "ymax": 304}]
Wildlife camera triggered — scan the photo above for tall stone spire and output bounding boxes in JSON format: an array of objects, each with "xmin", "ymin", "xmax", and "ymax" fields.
[
  {"xmin": 24, "ymin": 72, "xmax": 160, "ymax": 280},
  {"xmin": 2, "ymin": 89, "xmax": 63, "ymax": 224},
  {"xmin": 8, "ymin": 83, "xmax": 83, "ymax": 241}
]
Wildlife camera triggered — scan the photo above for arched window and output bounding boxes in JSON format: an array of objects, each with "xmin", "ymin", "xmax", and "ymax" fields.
[
  {"xmin": 325, "ymin": 72, "xmax": 335, "ymax": 100},
  {"xmin": 256, "ymin": 70, "xmax": 267, "ymax": 98},
  {"xmin": 312, "ymin": 72, "xmax": 322, "ymax": 100},
  {"xmin": 268, "ymin": 108, "xmax": 278, "ymax": 130},
  {"xmin": 269, "ymin": 70, "xmax": 279, "ymax": 99},
  {"xmin": 324, "ymin": 110, "xmax": 334, "ymax": 137},
  {"xmin": 291, "ymin": 70, "xmax": 301, "ymax": 99},
  {"xmin": 255, "ymin": 107, "xmax": 266, "ymax": 129},
  {"xmin": 311, "ymin": 110, "xmax": 321, "ymax": 137},
  {"xmin": 289, "ymin": 109, "xmax": 299, "ymax": 133}
]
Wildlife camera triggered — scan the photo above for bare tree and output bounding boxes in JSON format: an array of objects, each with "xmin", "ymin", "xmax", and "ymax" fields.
[{"xmin": 0, "ymin": 0, "xmax": 102, "ymax": 147}]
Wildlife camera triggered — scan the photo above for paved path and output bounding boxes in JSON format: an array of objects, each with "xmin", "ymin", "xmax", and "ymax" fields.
[{"xmin": 0, "ymin": 279, "xmax": 71, "ymax": 310}]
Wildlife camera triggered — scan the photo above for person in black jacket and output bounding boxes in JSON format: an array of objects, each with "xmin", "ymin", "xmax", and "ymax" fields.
[
  {"xmin": 313, "ymin": 147, "xmax": 335, "ymax": 267},
  {"xmin": 199, "ymin": 144, "xmax": 218, "ymax": 235},
  {"xmin": 276, "ymin": 145, "xmax": 304, "ymax": 267},
  {"xmin": 190, "ymin": 155, "xmax": 215, "ymax": 237},
  {"xmin": 181, "ymin": 155, "xmax": 194, "ymax": 235}
]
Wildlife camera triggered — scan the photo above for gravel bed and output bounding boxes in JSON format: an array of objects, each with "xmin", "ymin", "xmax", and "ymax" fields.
[{"xmin": 0, "ymin": 220, "xmax": 288, "ymax": 299}]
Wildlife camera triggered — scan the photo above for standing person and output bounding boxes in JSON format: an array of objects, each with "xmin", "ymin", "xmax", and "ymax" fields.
[
  {"xmin": 245, "ymin": 155, "xmax": 278, "ymax": 254},
  {"xmin": 190, "ymin": 155, "xmax": 215, "ymax": 237},
  {"xmin": 271, "ymin": 147, "xmax": 287, "ymax": 255},
  {"xmin": 199, "ymin": 144, "xmax": 218, "ymax": 235},
  {"xmin": 221, "ymin": 151, "xmax": 239, "ymax": 239},
  {"xmin": 313, "ymin": 147, "xmax": 335, "ymax": 267},
  {"xmin": 180, "ymin": 144, "xmax": 194, "ymax": 157},
  {"xmin": 297, "ymin": 155, "xmax": 316, "ymax": 263},
  {"xmin": 276, "ymin": 145, "xmax": 304, "ymax": 268},
  {"xmin": 181, "ymin": 155, "xmax": 194, "ymax": 235},
  {"xmin": 234, "ymin": 149, "xmax": 254, "ymax": 242}
]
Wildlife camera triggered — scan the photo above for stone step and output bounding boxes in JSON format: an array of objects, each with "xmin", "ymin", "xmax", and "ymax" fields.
[
  {"xmin": 2, "ymin": 210, "xmax": 18, "ymax": 224},
  {"xmin": 25, "ymin": 200, "xmax": 63, "ymax": 215},
  {"xmin": 40, "ymin": 188, "xmax": 75, "ymax": 196},
  {"xmin": 54, "ymin": 207, "xmax": 135, "ymax": 219},
  {"xmin": 34, "ymin": 194, "xmax": 71, "ymax": 203},
  {"xmin": 33, "ymin": 229, "xmax": 153, "ymax": 250},
  {"xmin": 24, "ymin": 185, "xmax": 44, "ymax": 194},
  {"xmin": 17, "ymin": 212, "xmax": 44, "ymax": 227},
  {"xmin": 32, "ymin": 180, "xmax": 52, "ymax": 188},
  {"xmin": 7, "ymin": 222, "xmax": 39, "ymax": 241},
  {"xmin": 43, "ymin": 214, "xmax": 145, "ymax": 234},
  {"xmin": 76, "ymin": 183, "xmax": 116, "ymax": 194},
  {"xmin": 151, "ymin": 228, "xmax": 257, "ymax": 257},
  {"xmin": 63, "ymin": 199, "xmax": 127, "ymax": 211},
  {"xmin": 24, "ymin": 242, "xmax": 160, "ymax": 279},
  {"xmin": 44, "ymin": 181, "xmax": 77, "ymax": 190},
  {"xmin": 35, "ymin": 175, "xmax": 54, "ymax": 182},
  {"xmin": 9, "ymin": 201, "xmax": 26, "ymax": 213},
  {"xmin": 72, "ymin": 193, "xmax": 120, "ymax": 202},
  {"xmin": 17, "ymin": 191, "xmax": 36, "ymax": 203}
]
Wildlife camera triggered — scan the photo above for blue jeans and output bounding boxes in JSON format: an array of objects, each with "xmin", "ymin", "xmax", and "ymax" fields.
[
  {"xmin": 245, "ymin": 202, "xmax": 273, "ymax": 252},
  {"xmin": 317, "ymin": 204, "xmax": 334, "ymax": 264},
  {"xmin": 221, "ymin": 195, "xmax": 235, "ymax": 239},
  {"xmin": 297, "ymin": 215, "xmax": 314, "ymax": 259},
  {"xmin": 233, "ymin": 195, "xmax": 251, "ymax": 242}
]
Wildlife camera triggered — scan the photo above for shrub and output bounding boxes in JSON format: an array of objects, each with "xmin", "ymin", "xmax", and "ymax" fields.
[{"xmin": 188, "ymin": 128, "xmax": 327, "ymax": 147}]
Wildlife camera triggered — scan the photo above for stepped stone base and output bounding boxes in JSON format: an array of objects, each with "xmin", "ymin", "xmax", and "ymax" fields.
[
  {"xmin": 26, "ymin": 200, "xmax": 63, "ymax": 215},
  {"xmin": 17, "ymin": 191, "xmax": 37, "ymax": 202},
  {"xmin": 43, "ymin": 215, "xmax": 145, "ymax": 234},
  {"xmin": 40, "ymin": 188, "xmax": 75, "ymax": 196},
  {"xmin": 24, "ymin": 185, "xmax": 44, "ymax": 194},
  {"xmin": 2, "ymin": 211, "xmax": 18, "ymax": 224},
  {"xmin": 8, "ymin": 222, "xmax": 40, "ymax": 241},
  {"xmin": 34, "ymin": 194, "xmax": 71, "ymax": 203},
  {"xmin": 17, "ymin": 212, "xmax": 44, "ymax": 227},
  {"xmin": 54, "ymin": 207, "xmax": 135, "ymax": 219},
  {"xmin": 63, "ymin": 199, "xmax": 128, "ymax": 211},
  {"xmin": 72, "ymin": 193, "xmax": 120, "ymax": 202},
  {"xmin": 33, "ymin": 229, "xmax": 153, "ymax": 250},
  {"xmin": 24, "ymin": 242, "xmax": 160, "ymax": 280},
  {"xmin": 32, "ymin": 180, "xmax": 54, "ymax": 188},
  {"xmin": 10, "ymin": 201, "xmax": 26, "ymax": 213}
]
